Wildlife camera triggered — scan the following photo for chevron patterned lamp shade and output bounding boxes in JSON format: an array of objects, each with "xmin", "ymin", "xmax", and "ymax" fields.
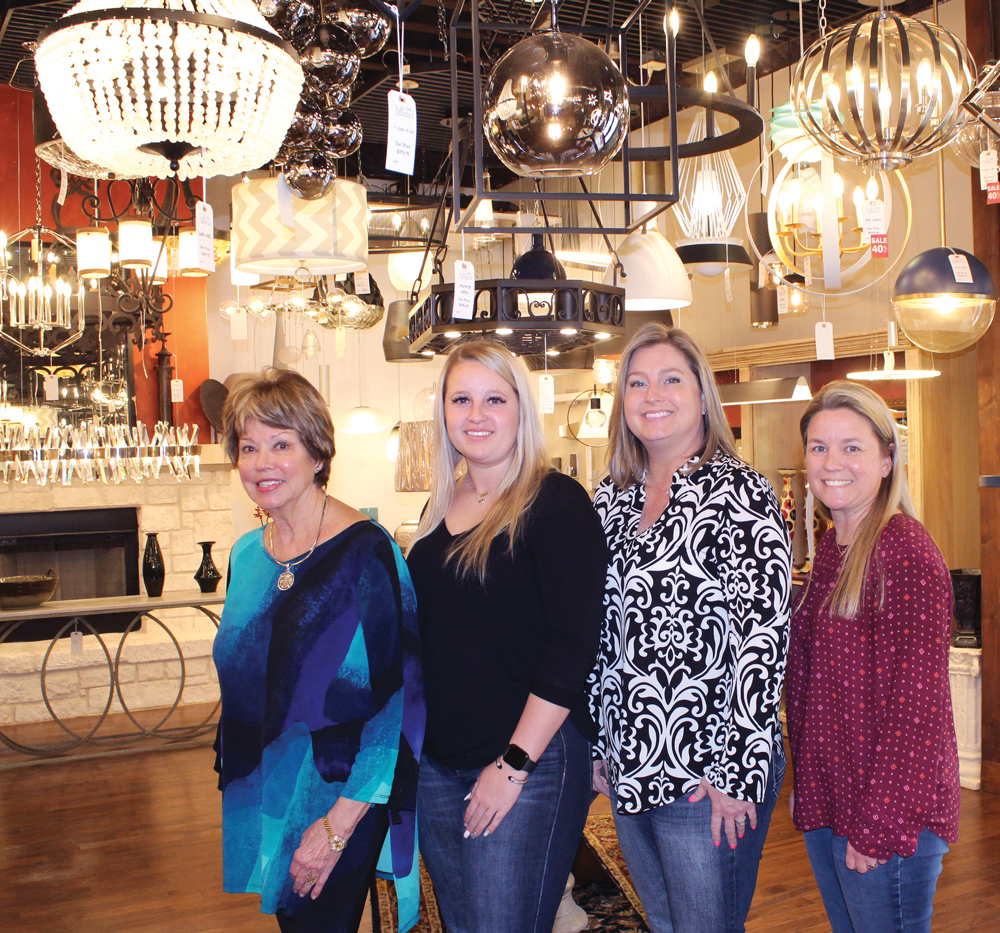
[{"xmin": 231, "ymin": 177, "xmax": 368, "ymax": 275}]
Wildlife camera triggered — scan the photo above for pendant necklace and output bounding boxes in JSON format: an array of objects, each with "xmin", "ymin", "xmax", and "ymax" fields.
[
  {"xmin": 268, "ymin": 494, "xmax": 329, "ymax": 591},
  {"xmin": 468, "ymin": 475, "xmax": 492, "ymax": 505}
]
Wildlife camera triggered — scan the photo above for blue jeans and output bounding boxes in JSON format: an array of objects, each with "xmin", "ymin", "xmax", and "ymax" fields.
[
  {"xmin": 417, "ymin": 719, "xmax": 591, "ymax": 933},
  {"xmin": 803, "ymin": 828, "xmax": 949, "ymax": 933},
  {"xmin": 611, "ymin": 747, "xmax": 785, "ymax": 933}
]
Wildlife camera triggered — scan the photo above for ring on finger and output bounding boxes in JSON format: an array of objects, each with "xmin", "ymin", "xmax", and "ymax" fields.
[
  {"xmin": 735, "ymin": 817, "xmax": 746, "ymax": 826},
  {"xmin": 305, "ymin": 871, "xmax": 318, "ymax": 884},
  {"xmin": 867, "ymin": 861, "xmax": 877, "ymax": 870}
]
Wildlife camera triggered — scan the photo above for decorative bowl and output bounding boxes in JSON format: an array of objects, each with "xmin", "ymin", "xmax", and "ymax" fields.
[{"xmin": 0, "ymin": 572, "xmax": 59, "ymax": 610}]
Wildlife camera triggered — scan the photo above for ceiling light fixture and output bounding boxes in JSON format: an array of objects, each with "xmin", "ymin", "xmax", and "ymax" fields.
[{"xmin": 718, "ymin": 377, "xmax": 812, "ymax": 406}]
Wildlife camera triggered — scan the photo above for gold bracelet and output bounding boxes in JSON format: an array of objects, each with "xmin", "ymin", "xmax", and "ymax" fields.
[{"xmin": 322, "ymin": 815, "xmax": 347, "ymax": 852}]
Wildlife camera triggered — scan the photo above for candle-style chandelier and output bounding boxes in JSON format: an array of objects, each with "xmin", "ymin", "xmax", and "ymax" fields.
[{"xmin": 0, "ymin": 420, "xmax": 201, "ymax": 485}]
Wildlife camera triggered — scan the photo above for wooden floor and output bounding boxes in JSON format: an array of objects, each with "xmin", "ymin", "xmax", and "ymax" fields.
[{"xmin": 1, "ymin": 735, "xmax": 998, "ymax": 933}]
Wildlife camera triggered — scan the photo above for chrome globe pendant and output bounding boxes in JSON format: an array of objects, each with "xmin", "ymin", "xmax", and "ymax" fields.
[
  {"xmin": 482, "ymin": 0, "xmax": 628, "ymax": 178},
  {"xmin": 323, "ymin": 0, "xmax": 391, "ymax": 58},
  {"xmin": 34, "ymin": 0, "xmax": 304, "ymax": 180},
  {"xmin": 791, "ymin": 11, "xmax": 976, "ymax": 170}
]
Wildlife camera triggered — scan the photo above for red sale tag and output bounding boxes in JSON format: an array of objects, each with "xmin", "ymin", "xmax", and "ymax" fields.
[
  {"xmin": 870, "ymin": 234, "xmax": 889, "ymax": 257},
  {"xmin": 988, "ymin": 183, "xmax": 1000, "ymax": 204}
]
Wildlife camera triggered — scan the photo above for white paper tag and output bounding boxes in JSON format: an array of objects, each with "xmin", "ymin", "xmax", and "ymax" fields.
[
  {"xmin": 230, "ymin": 306, "xmax": 248, "ymax": 340},
  {"xmin": 776, "ymin": 284, "xmax": 789, "ymax": 314},
  {"xmin": 803, "ymin": 256, "xmax": 813, "ymax": 286},
  {"xmin": 58, "ymin": 171, "xmax": 68, "ymax": 206},
  {"xmin": 335, "ymin": 327, "xmax": 346, "ymax": 360},
  {"xmin": 724, "ymin": 267, "xmax": 733, "ymax": 304},
  {"xmin": 44, "ymin": 373, "xmax": 59, "ymax": 401},
  {"xmin": 70, "ymin": 631, "xmax": 83, "ymax": 655},
  {"xmin": 276, "ymin": 174, "xmax": 296, "ymax": 228},
  {"xmin": 386, "ymin": 90, "xmax": 417, "ymax": 175},
  {"xmin": 758, "ymin": 260, "xmax": 767, "ymax": 285},
  {"xmin": 948, "ymin": 252, "xmax": 974, "ymax": 283},
  {"xmin": 170, "ymin": 378, "xmax": 184, "ymax": 403},
  {"xmin": 815, "ymin": 321, "xmax": 836, "ymax": 359},
  {"xmin": 538, "ymin": 374, "xmax": 555, "ymax": 415},
  {"xmin": 354, "ymin": 271, "xmax": 371, "ymax": 296},
  {"xmin": 195, "ymin": 201, "xmax": 215, "ymax": 272},
  {"xmin": 761, "ymin": 150, "xmax": 770, "ymax": 197},
  {"xmin": 980, "ymin": 149, "xmax": 998, "ymax": 189},
  {"xmin": 862, "ymin": 199, "xmax": 885, "ymax": 241},
  {"xmin": 453, "ymin": 260, "xmax": 476, "ymax": 321}
]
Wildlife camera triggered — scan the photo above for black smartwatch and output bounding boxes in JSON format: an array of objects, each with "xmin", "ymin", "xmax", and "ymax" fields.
[{"xmin": 501, "ymin": 744, "xmax": 538, "ymax": 773}]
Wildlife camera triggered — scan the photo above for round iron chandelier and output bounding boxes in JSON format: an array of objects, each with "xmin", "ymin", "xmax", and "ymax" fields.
[
  {"xmin": 34, "ymin": 0, "xmax": 304, "ymax": 180},
  {"xmin": 790, "ymin": 11, "xmax": 976, "ymax": 170}
]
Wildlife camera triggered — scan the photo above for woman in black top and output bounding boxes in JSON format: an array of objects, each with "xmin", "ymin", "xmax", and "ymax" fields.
[{"xmin": 406, "ymin": 339, "xmax": 606, "ymax": 933}]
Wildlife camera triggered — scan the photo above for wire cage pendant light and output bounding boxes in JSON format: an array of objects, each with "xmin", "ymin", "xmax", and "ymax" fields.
[
  {"xmin": 34, "ymin": 0, "xmax": 304, "ymax": 180},
  {"xmin": 791, "ymin": 11, "xmax": 976, "ymax": 170}
]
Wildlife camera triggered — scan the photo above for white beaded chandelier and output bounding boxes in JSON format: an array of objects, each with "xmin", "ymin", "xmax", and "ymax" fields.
[{"xmin": 34, "ymin": 0, "xmax": 303, "ymax": 180}]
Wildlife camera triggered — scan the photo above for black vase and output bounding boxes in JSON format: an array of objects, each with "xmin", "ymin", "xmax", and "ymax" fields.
[
  {"xmin": 142, "ymin": 533, "xmax": 165, "ymax": 598},
  {"xmin": 194, "ymin": 541, "xmax": 222, "ymax": 594}
]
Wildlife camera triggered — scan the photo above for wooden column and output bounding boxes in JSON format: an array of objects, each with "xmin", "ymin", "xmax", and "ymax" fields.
[{"xmin": 968, "ymin": 0, "xmax": 1000, "ymax": 795}]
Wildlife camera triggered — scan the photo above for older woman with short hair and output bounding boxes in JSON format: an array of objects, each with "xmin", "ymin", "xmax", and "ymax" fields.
[
  {"xmin": 214, "ymin": 367, "xmax": 424, "ymax": 933},
  {"xmin": 590, "ymin": 323, "xmax": 791, "ymax": 933}
]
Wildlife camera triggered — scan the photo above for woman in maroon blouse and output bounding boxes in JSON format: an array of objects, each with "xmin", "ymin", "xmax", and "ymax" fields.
[{"xmin": 787, "ymin": 381, "xmax": 960, "ymax": 933}]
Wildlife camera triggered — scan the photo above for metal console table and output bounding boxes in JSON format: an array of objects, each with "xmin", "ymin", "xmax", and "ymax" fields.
[{"xmin": 0, "ymin": 591, "xmax": 225, "ymax": 758}]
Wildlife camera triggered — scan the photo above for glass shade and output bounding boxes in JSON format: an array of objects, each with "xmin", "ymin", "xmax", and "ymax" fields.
[
  {"xmin": 893, "ymin": 246, "xmax": 998, "ymax": 353},
  {"xmin": 118, "ymin": 219, "xmax": 153, "ymax": 270},
  {"xmin": 951, "ymin": 92, "xmax": 1000, "ymax": 168},
  {"xmin": 483, "ymin": 31, "xmax": 629, "ymax": 178},
  {"xmin": 76, "ymin": 227, "xmax": 111, "ymax": 278},
  {"xmin": 387, "ymin": 251, "xmax": 434, "ymax": 294},
  {"xmin": 178, "ymin": 228, "xmax": 209, "ymax": 277},
  {"xmin": 602, "ymin": 230, "xmax": 692, "ymax": 311}
]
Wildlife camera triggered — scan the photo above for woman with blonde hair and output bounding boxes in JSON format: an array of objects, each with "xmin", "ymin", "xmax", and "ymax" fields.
[
  {"xmin": 589, "ymin": 323, "xmax": 791, "ymax": 933},
  {"xmin": 787, "ymin": 381, "xmax": 959, "ymax": 933},
  {"xmin": 406, "ymin": 339, "xmax": 606, "ymax": 933}
]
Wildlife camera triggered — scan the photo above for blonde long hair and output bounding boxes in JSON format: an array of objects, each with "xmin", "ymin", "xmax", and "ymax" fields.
[
  {"xmin": 606, "ymin": 323, "xmax": 739, "ymax": 488},
  {"xmin": 407, "ymin": 340, "xmax": 550, "ymax": 581},
  {"xmin": 800, "ymin": 380, "xmax": 915, "ymax": 619}
]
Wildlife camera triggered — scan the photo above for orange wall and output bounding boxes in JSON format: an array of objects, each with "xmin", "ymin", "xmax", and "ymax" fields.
[{"xmin": 0, "ymin": 84, "xmax": 210, "ymax": 435}]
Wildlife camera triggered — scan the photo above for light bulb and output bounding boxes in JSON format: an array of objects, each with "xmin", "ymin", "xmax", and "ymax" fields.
[
  {"xmin": 853, "ymin": 185, "xmax": 865, "ymax": 212},
  {"xmin": 744, "ymin": 34, "xmax": 760, "ymax": 67},
  {"xmin": 866, "ymin": 176, "xmax": 879, "ymax": 201},
  {"xmin": 832, "ymin": 172, "xmax": 845, "ymax": 197},
  {"xmin": 583, "ymin": 397, "xmax": 608, "ymax": 428},
  {"xmin": 703, "ymin": 71, "xmax": 718, "ymax": 93},
  {"xmin": 826, "ymin": 81, "xmax": 841, "ymax": 108},
  {"xmin": 917, "ymin": 58, "xmax": 932, "ymax": 92},
  {"xmin": 665, "ymin": 9, "xmax": 680, "ymax": 35},
  {"xmin": 219, "ymin": 299, "xmax": 237, "ymax": 322},
  {"xmin": 547, "ymin": 123, "xmax": 563, "ymax": 140},
  {"xmin": 548, "ymin": 72, "xmax": 566, "ymax": 104}
]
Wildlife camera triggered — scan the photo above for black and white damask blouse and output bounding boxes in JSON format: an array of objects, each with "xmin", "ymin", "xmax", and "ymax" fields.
[{"xmin": 590, "ymin": 452, "xmax": 791, "ymax": 814}]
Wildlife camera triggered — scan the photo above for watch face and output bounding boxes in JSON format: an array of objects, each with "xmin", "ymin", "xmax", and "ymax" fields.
[{"xmin": 503, "ymin": 745, "xmax": 530, "ymax": 771}]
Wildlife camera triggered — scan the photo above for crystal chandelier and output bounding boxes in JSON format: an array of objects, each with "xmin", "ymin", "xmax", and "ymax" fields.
[
  {"xmin": 790, "ymin": 11, "xmax": 976, "ymax": 170},
  {"xmin": 34, "ymin": 0, "xmax": 304, "ymax": 180}
]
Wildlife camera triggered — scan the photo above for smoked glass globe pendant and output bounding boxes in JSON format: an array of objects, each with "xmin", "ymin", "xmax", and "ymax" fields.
[{"xmin": 483, "ymin": 7, "xmax": 628, "ymax": 178}]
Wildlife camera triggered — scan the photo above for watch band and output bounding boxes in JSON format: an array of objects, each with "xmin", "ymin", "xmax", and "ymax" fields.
[{"xmin": 502, "ymin": 743, "xmax": 538, "ymax": 774}]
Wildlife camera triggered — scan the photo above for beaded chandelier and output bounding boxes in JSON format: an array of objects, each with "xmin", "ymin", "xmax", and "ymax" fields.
[{"xmin": 34, "ymin": 0, "xmax": 303, "ymax": 180}]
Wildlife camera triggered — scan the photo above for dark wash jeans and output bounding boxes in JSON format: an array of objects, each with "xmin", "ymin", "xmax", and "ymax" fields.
[
  {"xmin": 611, "ymin": 746, "xmax": 786, "ymax": 933},
  {"xmin": 803, "ymin": 827, "xmax": 948, "ymax": 933},
  {"xmin": 416, "ymin": 719, "xmax": 591, "ymax": 933}
]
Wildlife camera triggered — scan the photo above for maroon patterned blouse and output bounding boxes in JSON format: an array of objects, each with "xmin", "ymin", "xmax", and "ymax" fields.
[{"xmin": 787, "ymin": 512, "xmax": 960, "ymax": 860}]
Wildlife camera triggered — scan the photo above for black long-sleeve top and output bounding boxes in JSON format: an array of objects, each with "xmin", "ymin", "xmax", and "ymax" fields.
[{"xmin": 407, "ymin": 471, "xmax": 607, "ymax": 769}]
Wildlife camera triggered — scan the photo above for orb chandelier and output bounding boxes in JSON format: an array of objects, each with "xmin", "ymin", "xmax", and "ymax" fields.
[
  {"xmin": 482, "ymin": 1, "xmax": 629, "ymax": 178},
  {"xmin": 673, "ymin": 112, "xmax": 751, "ymax": 277},
  {"xmin": 790, "ymin": 11, "xmax": 976, "ymax": 170},
  {"xmin": 34, "ymin": 0, "xmax": 304, "ymax": 181},
  {"xmin": 892, "ymin": 247, "xmax": 997, "ymax": 353}
]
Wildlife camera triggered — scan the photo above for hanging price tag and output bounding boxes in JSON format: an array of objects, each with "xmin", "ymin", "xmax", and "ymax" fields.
[
  {"xmin": 170, "ymin": 378, "xmax": 185, "ymax": 403},
  {"xmin": 43, "ymin": 373, "xmax": 59, "ymax": 401},
  {"xmin": 803, "ymin": 256, "xmax": 813, "ymax": 286},
  {"xmin": 988, "ymin": 182, "xmax": 1000, "ymax": 205},
  {"xmin": 815, "ymin": 321, "xmax": 836, "ymax": 360},
  {"xmin": 538, "ymin": 374, "xmax": 555, "ymax": 415},
  {"xmin": 453, "ymin": 259, "xmax": 476, "ymax": 321},
  {"xmin": 230, "ymin": 306, "xmax": 248, "ymax": 340},
  {"xmin": 758, "ymin": 260, "xmax": 767, "ymax": 286},
  {"xmin": 276, "ymin": 174, "xmax": 296, "ymax": 227},
  {"xmin": 980, "ymin": 149, "xmax": 998, "ymax": 189},
  {"xmin": 70, "ymin": 631, "xmax": 83, "ymax": 656},
  {"xmin": 58, "ymin": 171, "xmax": 68, "ymax": 206},
  {"xmin": 336, "ymin": 327, "xmax": 346, "ymax": 359},
  {"xmin": 776, "ymin": 284, "xmax": 789, "ymax": 314},
  {"xmin": 761, "ymin": 152, "xmax": 770, "ymax": 197},
  {"xmin": 195, "ymin": 201, "xmax": 215, "ymax": 272},
  {"xmin": 724, "ymin": 267, "xmax": 733, "ymax": 304},
  {"xmin": 948, "ymin": 252, "xmax": 974, "ymax": 283},
  {"xmin": 870, "ymin": 233, "xmax": 889, "ymax": 258},
  {"xmin": 354, "ymin": 271, "xmax": 371, "ymax": 296},
  {"xmin": 386, "ymin": 90, "xmax": 417, "ymax": 175},
  {"xmin": 862, "ymin": 199, "xmax": 885, "ymax": 243}
]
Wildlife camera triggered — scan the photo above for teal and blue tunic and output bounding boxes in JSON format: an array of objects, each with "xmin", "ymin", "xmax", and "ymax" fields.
[{"xmin": 214, "ymin": 520, "xmax": 425, "ymax": 931}]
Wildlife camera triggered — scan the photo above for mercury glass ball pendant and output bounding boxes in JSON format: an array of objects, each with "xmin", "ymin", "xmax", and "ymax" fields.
[
  {"xmin": 323, "ymin": 106, "xmax": 364, "ymax": 158},
  {"xmin": 284, "ymin": 150, "xmax": 338, "ymax": 199},
  {"xmin": 300, "ymin": 23, "xmax": 361, "ymax": 90},
  {"xmin": 324, "ymin": 0, "xmax": 392, "ymax": 58},
  {"xmin": 483, "ymin": 30, "xmax": 629, "ymax": 178}
]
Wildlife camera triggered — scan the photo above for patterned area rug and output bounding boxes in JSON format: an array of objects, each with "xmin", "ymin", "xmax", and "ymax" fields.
[{"xmin": 374, "ymin": 812, "xmax": 648, "ymax": 932}]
